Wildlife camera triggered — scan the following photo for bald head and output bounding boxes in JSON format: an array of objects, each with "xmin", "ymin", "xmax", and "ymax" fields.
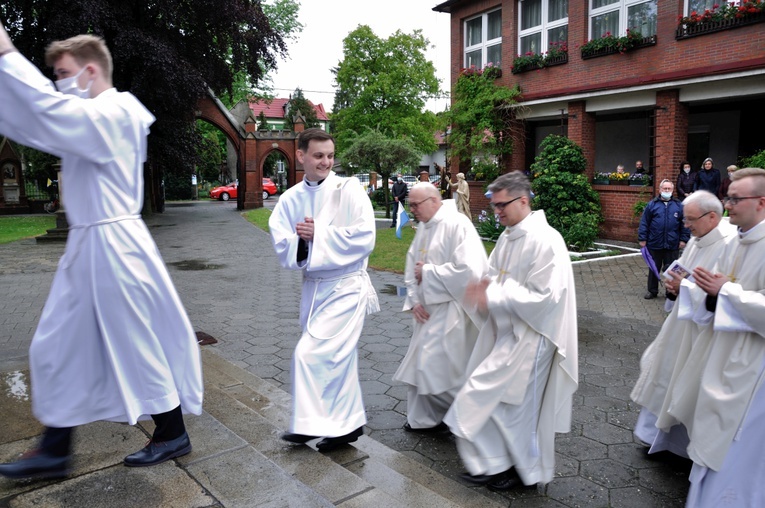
[{"xmin": 409, "ymin": 182, "xmax": 441, "ymax": 223}]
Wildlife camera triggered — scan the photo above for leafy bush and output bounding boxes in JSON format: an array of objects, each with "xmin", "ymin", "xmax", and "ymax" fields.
[
  {"xmin": 741, "ymin": 149, "xmax": 765, "ymax": 169},
  {"xmin": 164, "ymin": 172, "xmax": 194, "ymax": 200},
  {"xmin": 530, "ymin": 135, "xmax": 587, "ymax": 175},
  {"xmin": 530, "ymin": 135, "xmax": 602, "ymax": 250}
]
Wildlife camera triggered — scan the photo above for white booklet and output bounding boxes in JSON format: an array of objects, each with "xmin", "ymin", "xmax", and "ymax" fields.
[{"xmin": 663, "ymin": 259, "xmax": 693, "ymax": 282}]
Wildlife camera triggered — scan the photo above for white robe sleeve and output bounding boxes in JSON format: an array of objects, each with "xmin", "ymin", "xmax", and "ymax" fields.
[
  {"xmin": 714, "ymin": 282, "xmax": 764, "ymax": 334},
  {"xmin": 420, "ymin": 221, "xmax": 488, "ymax": 307},
  {"xmin": 308, "ymin": 182, "xmax": 375, "ymax": 271},
  {"xmin": 269, "ymin": 198, "xmax": 307, "ymax": 271},
  {"xmin": 0, "ymin": 52, "xmax": 118, "ymax": 163}
]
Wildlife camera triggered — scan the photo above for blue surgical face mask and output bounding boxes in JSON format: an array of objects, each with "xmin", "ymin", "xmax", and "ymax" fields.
[
  {"xmin": 55, "ymin": 66, "xmax": 92, "ymax": 99},
  {"xmin": 661, "ymin": 192, "xmax": 672, "ymax": 200}
]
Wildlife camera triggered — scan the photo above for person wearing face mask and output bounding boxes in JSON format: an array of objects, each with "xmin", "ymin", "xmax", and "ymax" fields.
[
  {"xmin": 676, "ymin": 160, "xmax": 697, "ymax": 200},
  {"xmin": 718, "ymin": 164, "xmax": 737, "ymax": 200},
  {"xmin": 0, "ymin": 24, "xmax": 203, "ymax": 480},
  {"xmin": 638, "ymin": 180, "xmax": 690, "ymax": 299}
]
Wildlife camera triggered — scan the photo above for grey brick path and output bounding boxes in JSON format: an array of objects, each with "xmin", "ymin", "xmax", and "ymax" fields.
[{"xmin": 0, "ymin": 200, "xmax": 691, "ymax": 506}]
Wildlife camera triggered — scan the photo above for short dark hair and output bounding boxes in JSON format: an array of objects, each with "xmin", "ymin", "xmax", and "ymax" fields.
[{"xmin": 297, "ymin": 128, "xmax": 334, "ymax": 152}]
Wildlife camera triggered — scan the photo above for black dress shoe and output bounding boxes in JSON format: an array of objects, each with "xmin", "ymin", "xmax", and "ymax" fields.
[
  {"xmin": 644, "ymin": 291, "xmax": 657, "ymax": 299},
  {"xmin": 0, "ymin": 450, "xmax": 70, "ymax": 480},
  {"xmin": 124, "ymin": 432, "xmax": 192, "ymax": 467},
  {"xmin": 280, "ymin": 432, "xmax": 319, "ymax": 444},
  {"xmin": 458, "ymin": 470, "xmax": 507, "ymax": 485},
  {"xmin": 487, "ymin": 468, "xmax": 528, "ymax": 492},
  {"xmin": 403, "ymin": 422, "xmax": 450, "ymax": 435},
  {"xmin": 315, "ymin": 427, "xmax": 363, "ymax": 452}
]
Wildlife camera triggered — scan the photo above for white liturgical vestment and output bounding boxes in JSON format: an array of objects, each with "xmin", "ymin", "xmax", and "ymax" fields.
[
  {"xmin": 630, "ymin": 221, "xmax": 734, "ymax": 450},
  {"xmin": 663, "ymin": 219, "xmax": 765, "ymax": 507},
  {"xmin": 444, "ymin": 210, "xmax": 578, "ymax": 485},
  {"xmin": 269, "ymin": 173, "xmax": 378, "ymax": 437},
  {"xmin": 0, "ymin": 52, "xmax": 203, "ymax": 427},
  {"xmin": 393, "ymin": 201, "xmax": 488, "ymax": 416}
]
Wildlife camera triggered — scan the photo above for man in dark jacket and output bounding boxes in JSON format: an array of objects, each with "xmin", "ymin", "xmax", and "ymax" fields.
[
  {"xmin": 391, "ymin": 173, "xmax": 408, "ymax": 228},
  {"xmin": 638, "ymin": 179, "xmax": 690, "ymax": 299}
]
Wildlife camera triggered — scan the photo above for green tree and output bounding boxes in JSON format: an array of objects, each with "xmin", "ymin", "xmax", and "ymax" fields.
[
  {"xmin": 448, "ymin": 67, "xmax": 520, "ymax": 177},
  {"xmin": 332, "ymin": 26, "xmax": 440, "ymax": 155},
  {"xmin": 342, "ymin": 129, "xmax": 422, "ymax": 218},
  {"xmin": 529, "ymin": 135, "xmax": 602, "ymax": 251},
  {"xmin": 741, "ymin": 149, "xmax": 765, "ymax": 169},
  {"xmin": 284, "ymin": 88, "xmax": 320, "ymax": 130},
  {"xmin": 1, "ymin": 0, "xmax": 287, "ymax": 211}
]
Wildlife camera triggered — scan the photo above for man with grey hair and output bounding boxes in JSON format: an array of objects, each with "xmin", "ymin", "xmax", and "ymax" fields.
[
  {"xmin": 660, "ymin": 168, "xmax": 765, "ymax": 506},
  {"xmin": 631, "ymin": 190, "xmax": 735, "ymax": 455},
  {"xmin": 639, "ymin": 179, "xmax": 690, "ymax": 299},
  {"xmin": 393, "ymin": 183, "xmax": 488, "ymax": 434},
  {"xmin": 444, "ymin": 172, "xmax": 578, "ymax": 491}
]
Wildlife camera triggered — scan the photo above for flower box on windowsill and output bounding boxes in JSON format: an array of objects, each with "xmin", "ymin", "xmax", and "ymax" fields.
[
  {"xmin": 593, "ymin": 178, "xmax": 609, "ymax": 185},
  {"xmin": 676, "ymin": 11, "xmax": 765, "ymax": 39},
  {"xmin": 512, "ymin": 54, "xmax": 568, "ymax": 74},
  {"xmin": 581, "ymin": 35, "xmax": 658, "ymax": 60}
]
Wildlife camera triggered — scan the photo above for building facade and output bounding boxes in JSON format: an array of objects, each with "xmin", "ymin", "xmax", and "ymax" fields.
[{"xmin": 434, "ymin": 0, "xmax": 765, "ymax": 240}]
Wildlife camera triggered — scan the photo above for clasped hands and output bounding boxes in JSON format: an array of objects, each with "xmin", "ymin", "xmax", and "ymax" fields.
[{"xmin": 296, "ymin": 217, "xmax": 314, "ymax": 242}]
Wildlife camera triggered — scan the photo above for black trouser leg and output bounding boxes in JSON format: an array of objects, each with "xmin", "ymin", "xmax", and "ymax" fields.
[
  {"xmin": 151, "ymin": 405, "xmax": 185, "ymax": 441},
  {"xmin": 40, "ymin": 426, "xmax": 74, "ymax": 457},
  {"xmin": 392, "ymin": 200, "xmax": 399, "ymax": 226}
]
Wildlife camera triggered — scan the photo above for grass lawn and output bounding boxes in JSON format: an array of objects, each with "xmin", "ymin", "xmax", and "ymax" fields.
[
  {"xmin": 0, "ymin": 216, "xmax": 56, "ymax": 244},
  {"xmin": 243, "ymin": 208, "xmax": 495, "ymax": 273}
]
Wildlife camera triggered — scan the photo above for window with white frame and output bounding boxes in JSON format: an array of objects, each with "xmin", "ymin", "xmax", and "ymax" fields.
[
  {"xmin": 685, "ymin": 0, "xmax": 739, "ymax": 14},
  {"xmin": 464, "ymin": 9, "xmax": 502, "ymax": 69},
  {"xmin": 589, "ymin": 0, "xmax": 657, "ymax": 39},
  {"xmin": 518, "ymin": 0, "xmax": 569, "ymax": 56}
]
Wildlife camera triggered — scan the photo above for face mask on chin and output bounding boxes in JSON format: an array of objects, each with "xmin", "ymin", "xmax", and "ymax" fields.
[{"xmin": 55, "ymin": 66, "xmax": 93, "ymax": 99}]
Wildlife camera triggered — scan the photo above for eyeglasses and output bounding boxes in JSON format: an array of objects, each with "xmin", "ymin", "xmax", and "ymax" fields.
[
  {"xmin": 409, "ymin": 196, "xmax": 434, "ymax": 210},
  {"xmin": 723, "ymin": 196, "xmax": 764, "ymax": 206},
  {"xmin": 683, "ymin": 211, "xmax": 711, "ymax": 224},
  {"xmin": 490, "ymin": 196, "xmax": 523, "ymax": 211}
]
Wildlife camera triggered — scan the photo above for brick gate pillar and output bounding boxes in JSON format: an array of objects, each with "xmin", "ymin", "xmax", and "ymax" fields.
[{"xmin": 567, "ymin": 100, "xmax": 596, "ymax": 178}]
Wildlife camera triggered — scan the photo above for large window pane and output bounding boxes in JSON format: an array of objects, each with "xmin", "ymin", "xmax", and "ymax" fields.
[
  {"xmin": 592, "ymin": 0, "xmax": 619, "ymax": 8},
  {"xmin": 628, "ymin": 1, "xmax": 657, "ymax": 37},
  {"xmin": 520, "ymin": 33, "xmax": 542, "ymax": 55},
  {"xmin": 466, "ymin": 17, "xmax": 482, "ymax": 47},
  {"xmin": 466, "ymin": 49, "xmax": 482, "ymax": 68},
  {"xmin": 521, "ymin": 0, "xmax": 542, "ymax": 30},
  {"xmin": 592, "ymin": 11, "xmax": 619, "ymax": 37},
  {"xmin": 689, "ymin": 0, "xmax": 716, "ymax": 12},
  {"xmin": 549, "ymin": 0, "xmax": 568, "ymax": 21},
  {"xmin": 487, "ymin": 44, "xmax": 502, "ymax": 67},
  {"xmin": 488, "ymin": 10, "xmax": 502, "ymax": 39},
  {"xmin": 547, "ymin": 25, "xmax": 568, "ymax": 47}
]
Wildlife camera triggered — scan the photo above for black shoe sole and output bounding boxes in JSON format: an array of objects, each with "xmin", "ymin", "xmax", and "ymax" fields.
[
  {"xmin": 315, "ymin": 427, "xmax": 363, "ymax": 452},
  {"xmin": 280, "ymin": 433, "xmax": 319, "ymax": 444},
  {"xmin": 0, "ymin": 467, "xmax": 70, "ymax": 480},
  {"xmin": 123, "ymin": 443, "xmax": 192, "ymax": 468}
]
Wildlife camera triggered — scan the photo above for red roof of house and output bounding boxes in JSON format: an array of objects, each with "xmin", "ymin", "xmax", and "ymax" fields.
[{"xmin": 248, "ymin": 98, "xmax": 329, "ymax": 121}]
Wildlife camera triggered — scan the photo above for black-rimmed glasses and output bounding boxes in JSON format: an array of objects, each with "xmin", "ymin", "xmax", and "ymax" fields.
[
  {"xmin": 723, "ymin": 196, "xmax": 764, "ymax": 205},
  {"xmin": 409, "ymin": 197, "xmax": 434, "ymax": 210},
  {"xmin": 683, "ymin": 211, "xmax": 711, "ymax": 224},
  {"xmin": 490, "ymin": 196, "xmax": 523, "ymax": 211}
]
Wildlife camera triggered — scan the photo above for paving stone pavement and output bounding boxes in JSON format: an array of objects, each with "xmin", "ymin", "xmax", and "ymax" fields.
[{"xmin": 0, "ymin": 200, "xmax": 692, "ymax": 507}]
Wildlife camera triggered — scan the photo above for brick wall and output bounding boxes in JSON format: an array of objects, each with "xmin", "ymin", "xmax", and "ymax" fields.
[{"xmin": 445, "ymin": 1, "xmax": 765, "ymax": 100}]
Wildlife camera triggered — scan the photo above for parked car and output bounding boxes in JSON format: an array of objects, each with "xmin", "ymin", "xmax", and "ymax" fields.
[
  {"xmin": 387, "ymin": 175, "xmax": 419, "ymax": 190},
  {"xmin": 209, "ymin": 178, "xmax": 278, "ymax": 201},
  {"xmin": 262, "ymin": 177, "xmax": 277, "ymax": 200},
  {"xmin": 209, "ymin": 182, "xmax": 237, "ymax": 201}
]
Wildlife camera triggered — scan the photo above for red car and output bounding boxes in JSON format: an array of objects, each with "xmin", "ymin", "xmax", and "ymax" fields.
[{"xmin": 209, "ymin": 178, "xmax": 277, "ymax": 201}]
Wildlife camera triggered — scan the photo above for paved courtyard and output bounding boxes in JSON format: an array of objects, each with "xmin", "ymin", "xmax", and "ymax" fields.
[{"xmin": 0, "ymin": 200, "xmax": 691, "ymax": 506}]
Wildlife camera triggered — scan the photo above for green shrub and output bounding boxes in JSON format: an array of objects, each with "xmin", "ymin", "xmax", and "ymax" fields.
[
  {"xmin": 530, "ymin": 135, "xmax": 602, "ymax": 250},
  {"xmin": 164, "ymin": 172, "xmax": 194, "ymax": 200},
  {"xmin": 530, "ymin": 135, "xmax": 587, "ymax": 175},
  {"xmin": 741, "ymin": 149, "xmax": 765, "ymax": 169},
  {"xmin": 476, "ymin": 210, "xmax": 503, "ymax": 241}
]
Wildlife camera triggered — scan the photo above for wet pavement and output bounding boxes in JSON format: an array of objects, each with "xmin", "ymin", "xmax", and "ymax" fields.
[{"xmin": 0, "ymin": 200, "xmax": 690, "ymax": 507}]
